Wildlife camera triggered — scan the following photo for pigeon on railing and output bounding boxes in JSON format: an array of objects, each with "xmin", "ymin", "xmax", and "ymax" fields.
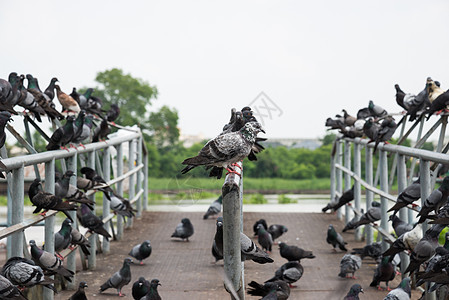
[
  {"xmin": 388, "ymin": 178, "xmax": 421, "ymax": 215},
  {"xmin": 46, "ymin": 116, "xmax": 75, "ymax": 150},
  {"xmin": 55, "ymin": 84, "xmax": 80, "ymax": 115},
  {"xmin": 77, "ymin": 203, "xmax": 111, "ymax": 240},
  {"xmin": 417, "ymin": 176, "xmax": 449, "ymax": 224},
  {"xmin": 0, "ymin": 274, "xmax": 27, "ymax": 300}
]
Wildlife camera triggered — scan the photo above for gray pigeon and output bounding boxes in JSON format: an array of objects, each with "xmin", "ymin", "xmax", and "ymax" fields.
[
  {"xmin": 99, "ymin": 258, "xmax": 133, "ymax": 296},
  {"xmin": 344, "ymin": 284, "xmax": 364, "ymax": 300},
  {"xmin": 343, "ymin": 209, "xmax": 364, "ymax": 232},
  {"xmin": 265, "ymin": 261, "xmax": 303, "ymax": 287},
  {"xmin": 368, "ymin": 100, "xmax": 388, "ymax": 117},
  {"xmin": 352, "ymin": 204, "xmax": 381, "ymax": 229},
  {"xmin": 77, "ymin": 203, "xmax": 111, "ymax": 240},
  {"xmin": 247, "ymin": 280, "xmax": 290, "ymax": 300},
  {"xmin": 267, "ymin": 224, "xmax": 288, "ymax": 240},
  {"xmin": 46, "ymin": 116, "xmax": 76, "ymax": 150},
  {"xmin": 253, "ymin": 219, "xmax": 268, "ymax": 236},
  {"xmin": 373, "ymin": 116, "xmax": 397, "ymax": 152},
  {"xmin": 181, "ymin": 122, "xmax": 265, "ymax": 176},
  {"xmin": 326, "ymin": 224, "xmax": 348, "ymax": 252},
  {"xmin": 388, "ymin": 178, "xmax": 421, "ymax": 215},
  {"xmin": 417, "ymin": 176, "xmax": 449, "ymax": 224},
  {"xmin": 322, "ymin": 185, "xmax": 354, "ymax": 212},
  {"xmin": 109, "ymin": 192, "xmax": 136, "ymax": 219},
  {"xmin": 363, "ymin": 117, "xmax": 381, "ymax": 142},
  {"xmin": 29, "ymin": 240, "xmax": 74, "ymax": 282},
  {"xmin": 278, "ymin": 242, "xmax": 315, "ymax": 261},
  {"xmin": 129, "ymin": 240, "xmax": 152, "ymax": 265},
  {"xmin": 203, "ymin": 195, "xmax": 222, "ymax": 219},
  {"xmin": 55, "ymin": 170, "xmax": 95, "ymax": 208},
  {"xmin": 383, "ymin": 224, "xmax": 423, "ymax": 258},
  {"xmin": 140, "ymin": 279, "xmax": 161, "ymax": 300},
  {"xmin": 0, "ymin": 274, "xmax": 27, "ymax": 300},
  {"xmin": 54, "ymin": 218, "xmax": 73, "ymax": 253},
  {"xmin": 257, "ymin": 223, "xmax": 273, "ymax": 252},
  {"xmin": 70, "ymin": 225, "xmax": 91, "ymax": 256},
  {"xmin": 171, "ymin": 218, "xmax": 194, "ymax": 241},
  {"xmin": 68, "ymin": 281, "xmax": 88, "ymax": 300},
  {"xmin": 338, "ymin": 254, "xmax": 362, "ymax": 279},
  {"xmin": 389, "ymin": 214, "xmax": 413, "ymax": 237},
  {"xmin": 384, "ymin": 277, "xmax": 411, "ymax": 300}
]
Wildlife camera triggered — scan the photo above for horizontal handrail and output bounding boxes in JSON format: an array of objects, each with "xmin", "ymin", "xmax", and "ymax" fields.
[{"xmin": 0, "ymin": 211, "xmax": 58, "ymax": 240}]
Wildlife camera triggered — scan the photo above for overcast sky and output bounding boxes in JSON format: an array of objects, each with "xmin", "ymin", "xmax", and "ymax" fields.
[{"xmin": 2, "ymin": 0, "xmax": 449, "ymax": 141}]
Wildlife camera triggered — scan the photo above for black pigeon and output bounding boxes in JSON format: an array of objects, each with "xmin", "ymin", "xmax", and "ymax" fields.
[
  {"xmin": 109, "ymin": 191, "xmax": 136, "ymax": 219},
  {"xmin": 77, "ymin": 203, "xmax": 111, "ymax": 240},
  {"xmin": 368, "ymin": 100, "xmax": 388, "ymax": 117},
  {"xmin": 0, "ymin": 256, "xmax": 56, "ymax": 292},
  {"xmin": 253, "ymin": 219, "xmax": 268, "ymax": 236},
  {"xmin": 70, "ymin": 225, "xmax": 91, "ymax": 256},
  {"xmin": 171, "ymin": 218, "xmax": 194, "ymax": 241},
  {"xmin": 46, "ymin": 116, "xmax": 76, "ymax": 150},
  {"xmin": 395, "ymin": 84, "xmax": 408, "ymax": 111},
  {"xmin": 389, "ymin": 214, "xmax": 413, "ymax": 237},
  {"xmin": 70, "ymin": 88, "xmax": 94, "ymax": 111},
  {"xmin": 92, "ymin": 119, "xmax": 110, "ymax": 142},
  {"xmin": 141, "ymin": 279, "xmax": 162, "ymax": 300},
  {"xmin": 28, "ymin": 178, "xmax": 76, "ymax": 221},
  {"xmin": 29, "ymin": 240, "xmax": 74, "ymax": 281},
  {"xmin": 384, "ymin": 277, "xmax": 411, "ymax": 300},
  {"xmin": 338, "ymin": 254, "xmax": 362, "ymax": 279},
  {"xmin": 203, "ymin": 195, "xmax": 222, "ymax": 219},
  {"xmin": 322, "ymin": 186, "xmax": 354, "ymax": 212},
  {"xmin": 43, "ymin": 77, "xmax": 58, "ymax": 101},
  {"xmin": 0, "ymin": 111, "xmax": 12, "ymax": 149},
  {"xmin": 343, "ymin": 209, "xmax": 364, "ymax": 232},
  {"xmin": 352, "ymin": 242, "xmax": 382, "ymax": 261},
  {"xmin": 106, "ymin": 103, "xmax": 120, "ymax": 123},
  {"xmin": 54, "ymin": 218, "xmax": 73, "ymax": 253},
  {"xmin": 278, "ymin": 242, "xmax": 315, "ymax": 261},
  {"xmin": 211, "ymin": 241, "xmax": 223, "ymax": 263},
  {"xmin": 132, "ymin": 277, "xmax": 150, "ymax": 300},
  {"xmin": 99, "ymin": 258, "xmax": 133, "ymax": 296},
  {"xmin": 265, "ymin": 261, "xmax": 304, "ymax": 288},
  {"xmin": 388, "ymin": 178, "xmax": 421, "ymax": 215},
  {"xmin": 267, "ymin": 224, "xmax": 288, "ymax": 240},
  {"xmin": 247, "ymin": 280, "xmax": 290, "ymax": 300},
  {"xmin": 373, "ymin": 116, "xmax": 397, "ymax": 152},
  {"xmin": 68, "ymin": 281, "xmax": 88, "ymax": 300},
  {"xmin": 129, "ymin": 240, "xmax": 152, "ymax": 265},
  {"xmin": 326, "ymin": 224, "xmax": 348, "ymax": 252},
  {"xmin": 344, "ymin": 284, "xmax": 364, "ymax": 300},
  {"xmin": 417, "ymin": 176, "xmax": 449, "ymax": 224},
  {"xmin": 0, "ymin": 274, "xmax": 27, "ymax": 300},
  {"xmin": 370, "ymin": 256, "xmax": 395, "ymax": 290},
  {"xmin": 363, "ymin": 117, "xmax": 381, "ymax": 142},
  {"xmin": 181, "ymin": 122, "xmax": 265, "ymax": 177},
  {"xmin": 70, "ymin": 110, "xmax": 86, "ymax": 146},
  {"xmin": 257, "ymin": 223, "xmax": 273, "ymax": 252}
]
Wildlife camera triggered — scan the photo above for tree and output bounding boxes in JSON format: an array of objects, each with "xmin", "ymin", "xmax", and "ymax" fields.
[
  {"xmin": 148, "ymin": 105, "xmax": 180, "ymax": 149},
  {"xmin": 320, "ymin": 133, "xmax": 336, "ymax": 146}
]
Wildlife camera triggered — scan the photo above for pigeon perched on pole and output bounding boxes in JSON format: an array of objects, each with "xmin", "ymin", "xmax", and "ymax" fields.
[
  {"xmin": 132, "ymin": 277, "xmax": 150, "ymax": 300},
  {"xmin": 383, "ymin": 277, "xmax": 411, "ymax": 300},
  {"xmin": 0, "ymin": 274, "xmax": 27, "ymax": 300},
  {"xmin": 99, "ymin": 258, "xmax": 133, "ymax": 297},
  {"xmin": 26, "ymin": 75, "xmax": 63, "ymax": 120},
  {"xmin": 129, "ymin": 240, "xmax": 152, "ymax": 265},
  {"xmin": 203, "ymin": 195, "xmax": 222, "ymax": 219},
  {"xmin": 106, "ymin": 104, "xmax": 120, "ymax": 124},
  {"xmin": 267, "ymin": 224, "xmax": 288, "ymax": 240},
  {"xmin": 29, "ymin": 240, "xmax": 74, "ymax": 281},
  {"xmin": 55, "ymin": 170, "xmax": 95, "ymax": 209},
  {"xmin": 46, "ymin": 115, "xmax": 76, "ymax": 150},
  {"xmin": 352, "ymin": 242, "xmax": 382, "ymax": 261},
  {"xmin": 368, "ymin": 100, "xmax": 388, "ymax": 117},
  {"xmin": 352, "ymin": 203, "xmax": 381, "ymax": 229},
  {"xmin": 373, "ymin": 116, "xmax": 397, "ymax": 153},
  {"xmin": 388, "ymin": 178, "xmax": 421, "ymax": 215},
  {"xmin": 247, "ymin": 280, "xmax": 290, "ymax": 300},
  {"xmin": 171, "ymin": 218, "xmax": 194, "ymax": 241},
  {"xmin": 265, "ymin": 261, "xmax": 304, "ymax": 288},
  {"xmin": 55, "ymin": 84, "xmax": 80, "ymax": 115},
  {"xmin": 322, "ymin": 186, "xmax": 354, "ymax": 212},
  {"xmin": 68, "ymin": 281, "xmax": 88, "ymax": 300},
  {"xmin": 343, "ymin": 209, "xmax": 364, "ymax": 232},
  {"xmin": 278, "ymin": 242, "xmax": 315, "ymax": 261},
  {"xmin": 141, "ymin": 279, "xmax": 162, "ymax": 300},
  {"xmin": 389, "ymin": 214, "xmax": 413, "ymax": 237},
  {"xmin": 69, "ymin": 225, "xmax": 91, "ymax": 256},
  {"xmin": 383, "ymin": 224, "xmax": 423, "ymax": 258},
  {"xmin": 338, "ymin": 254, "xmax": 362, "ymax": 279},
  {"xmin": 54, "ymin": 218, "xmax": 73, "ymax": 254},
  {"xmin": 370, "ymin": 256, "xmax": 395, "ymax": 291},
  {"xmin": 77, "ymin": 203, "xmax": 111, "ymax": 240},
  {"xmin": 416, "ymin": 176, "xmax": 449, "ymax": 224},
  {"xmin": 80, "ymin": 166, "xmax": 113, "ymax": 195},
  {"xmin": 109, "ymin": 192, "xmax": 136, "ymax": 219},
  {"xmin": 344, "ymin": 284, "xmax": 364, "ymax": 300},
  {"xmin": 327, "ymin": 224, "xmax": 348, "ymax": 252}
]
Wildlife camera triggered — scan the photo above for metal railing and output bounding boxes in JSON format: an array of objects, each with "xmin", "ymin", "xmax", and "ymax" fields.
[{"xmin": 0, "ymin": 128, "xmax": 148, "ymax": 300}]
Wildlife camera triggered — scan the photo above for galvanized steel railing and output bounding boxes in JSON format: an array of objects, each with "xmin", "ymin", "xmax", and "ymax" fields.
[{"xmin": 0, "ymin": 128, "xmax": 148, "ymax": 300}]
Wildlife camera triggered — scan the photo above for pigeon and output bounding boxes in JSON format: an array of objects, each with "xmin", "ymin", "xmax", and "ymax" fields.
[
  {"xmin": 132, "ymin": 277, "xmax": 150, "ymax": 300},
  {"xmin": 213, "ymin": 217, "xmax": 273, "ymax": 264},
  {"xmin": 46, "ymin": 115, "xmax": 76, "ymax": 150},
  {"xmin": 321, "ymin": 195, "xmax": 339, "ymax": 213},
  {"xmin": 267, "ymin": 224, "xmax": 288, "ymax": 240},
  {"xmin": 28, "ymin": 178, "xmax": 76, "ymax": 221},
  {"xmin": 15, "ymin": 74, "xmax": 45, "ymax": 122},
  {"xmin": 80, "ymin": 167, "xmax": 113, "ymax": 194},
  {"xmin": 70, "ymin": 110, "xmax": 86, "ymax": 146},
  {"xmin": 253, "ymin": 219, "xmax": 268, "ymax": 236},
  {"xmin": 322, "ymin": 186, "xmax": 355, "ymax": 212},
  {"xmin": 406, "ymin": 84, "xmax": 430, "ymax": 122},
  {"xmin": 342, "ymin": 109, "xmax": 357, "ymax": 126},
  {"xmin": 338, "ymin": 254, "xmax": 362, "ymax": 279},
  {"xmin": 43, "ymin": 77, "xmax": 58, "ymax": 101},
  {"xmin": 389, "ymin": 214, "xmax": 413, "ymax": 237},
  {"xmin": 426, "ymin": 78, "xmax": 449, "ymax": 119},
  {"xmin": 109, "ymin": 192, "xmax": 136, "ymax": 218},
  {"xmin": 352, "ymin": 204, "xmax": 381, "ymax": 229},
  {"xmin": 352, "ymin": 242, "xmax": 382, "ymax": 261},
  {"xmin": 384, "ymin": 277, "xmax": 411, "ymax": 300},
  {"xmin": 343, "ymin": 209, "xmax": 364, "ymax": 232},
  {"xmin": 368, "ymin": 100, "xmax": 388, "ymax": 117},
  {"xmin": 0, "ymin": 274, "xmax": 27, "ymax": 300},
  {"xmin": 278, "ymin": 242, "xmax": 315, "ymax": 261},
  {"xmin": 92, "ymin": 119, "xmax": 110, "ymax": 142},
  {"xmin": 265, "ymin": 261, "xmax": 303, "ymax": 288},
  {"xmin": 417, "ymin": 176, "xmax": 449, "ymax": 224},
  {"xmin": 203, "ymin": 195, "xmax": 222, "ymax": 219},
  {"xmin": 211, "ymin": 241, "xmax": 223, "ymax": 263},
  {"xmin": 29, "ymin": 240, "xmax": 74, "ymax": 281},
  {"xmin": 181, "ymin": 122, "xmax": 265, "ymax": 177},
  {"xmin": 140, "ymin": 279, "xmax": 161, "ymax": 300},
  {"xmin": 106, "ymin": 103, "xmax": 120, "ymax": 123},
  {"xmin": 257, "ymin": 223, "xmax": 273, "ymax": 252},
  {"xmin": 26, "ymin": 75, "xmax": 63, "ymax": 120},
  {"xmin": 77, "ymin": 203, "xmax": 112, "ymax": 240},
  {"xmin": 72, "ymin": 114, "xmax": 94, "ymax": 146},
  {"xmin": 344, "ymin": 284, "xmax": 364, "ymax": 300},
  {"xmin": 0, "ymin": 256, "xmax": 56, "ymax": 292},
  {"xmin": 171, "ymin": 218, "xmax": 194, "ymax": 241},
  {"xmin": 383, "ymin": 224, "xmax": 423, "ymax": 258},
  {"xmin": 71, "ymin": 87, "xmax": 94, "ymax": 111},
  {"xmin": 0, "ymin": 111, "xmax": 12, "ymax": 149},
  {"xmin": 129, "ymin": 240, "xmax": 152, "ymax": 265},
  {"xmin": 370, "ymin": 256, "xmax": 396, "ymax": 291},
  {"xmin": 327, "ymin": 224, "xmax": 348, "ymax": 252},
  {"xmin": 55, "ymin": 170, "xmax": 95, "ymax": 208},
  {"xmin": 55, "ymin": 84, "xmax": 81, "ymax": 115},
  {"xmin": 54, "ymin": 218, "xmax": 73, "ymax": 253},
  {"xmin": 68, "ymin": 281, "xmax": 88, "ymax": 300},
  {"xmin": 0, "ymin": 78, "xmax": 12, "ymax": 104},
  {"xmin": 70, "ymin": 225, "xmax": 91, "ymax": 256},
  {"xmin": 99, "ymin": 258, "xmax": 133, "ymax": 296},
  {"xmin": 247, "ymin": 280, "xmax": 290, "ymax": 300},
  {"xmin": 373, "ymin": 116, "xmax": 397, "ymax": 152},
  {"xmin": 395, "ymin": 84, "xmax": 409, "ymax": 111},
  {"xmin": 363, "ymin": 117, "xmax": 381, "ymax": 142},
  {"xmin": 388, "ymin": 178, "xmax": 421, "ymax": 215}
]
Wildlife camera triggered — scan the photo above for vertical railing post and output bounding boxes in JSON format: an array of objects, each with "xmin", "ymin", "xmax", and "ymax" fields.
[
  {"xmin": 397, "ymin": 154, "xmax": 410, "ymax": 277},
  {"xmin": 379, "ymin": 150, "xmax": 389, "ymax": 252},
  {"xmin": 116, "ymin": 143, "xmax": 124, "ymax": 240},
  {"xmin": 136, "ymin": 137, "xmax": 143, "ymax": 217},
  {"xmin": 102, "ymin": 147, "xmax": 111, "ymax": 254},
  {"xmin": 344, "ymin": 140, "xmax": 352, "ymax": 224},
  {"xmin": 353, "ymin": 142, "xmax": 362, "ymax": 241},
  {"xmin": 143, "ymin": 147, "xmax": 149, "ymax": 211},
  {"xmin": 10, "ymin": 165, "xmax": 24, "ymax": 258},
  {"xmin": 365, "ymin": 146, "xmax": 373, "ymax": 245},
  {"xmin": 43, "ymin": 159, "xmax": 55, "ymax": 300},
  {"xmin": 127, "ymin": 140, "xmax": 135, "ymax": 228},
  {"xmin": 87, "ymin": 151, "xmax": 97, "ymax": 270},
  {"xmin": 431, "ymin": 115, "xmax": 448, "ymax": 187},
  {"xmin": 330, "ymin": 142, "xmax": 337, "ymax": 210},
  {"xmin": 336, "ymin": 140, "xmax": 343, "ymax": 220},
  {"xmin": 408, "ymin": 117, "xmax": 425, "ymax": 185},
  {"xmin": 4, "ymin": 146, "xmax": 12, "ymax": 258},
  {"xmin": 420, "ymin": 160, "xmax": 431, "ymax": 233},
  {"xmin": 66, "ymin": 154, "xmax": 77, "ymax": 289}
]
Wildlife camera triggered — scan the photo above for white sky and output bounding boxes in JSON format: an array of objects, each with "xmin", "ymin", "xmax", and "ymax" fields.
[{"xmin": 2, "ymin": 0, "xmax": 449, "ymax": 141}]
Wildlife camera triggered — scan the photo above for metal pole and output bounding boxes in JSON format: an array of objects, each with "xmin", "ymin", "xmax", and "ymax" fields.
[
  {"xmin": 336, "ymin": 141, "xmax": 343, "ymax": 220},
  {"xmin": 87, "ymin": 151, "xmax": 97, "ymax": 269},
  {"xmin": 389, "ymin": 116, "xmax": 408, "ymax": 190},
  {"xmin": 66, "ymin": 154, "xmax": 77, "ymax": 289},
  {"xmin": 10, "ymin": 165, "xmax": 24, "ymax": 258},
  {"xmin": 379, "ymin": 150, "xmax": 389, "ymax": 252},
  {"xmin": 353, "ymin": 143, "xmax": 362, "ymax": 241},
  {"xmin": 127, "ymin": 140, "xmax": 135, "ymax": 228},
  {"xmin": 116, "ymin": 143, "xmax": 124, "ymax": 240},
  {"xmin": 43, "ymin": 159, "xmax": 55, "ymax": 300},
  {"xmin": 397, "ymin": 154, "xmax": 410, "ymax": 277},
  {"xmin": 330, "ymin": 142, "xmax": 336, "ymax": 210},
  {"xmin": 344, "ymin": 140, "xmax": 352, "ymax": 224},
  {"xmin": 431, "ymin": 115, "xmax": 447, "ymax": 188},
  {"xmin": 2, "ymin": 146, "xmax": 13, "ymax": 258},
  {"xmin": 222, "ymin": 167, "xmax": 244, "ymax": 300},
  {"xmin": 136, "ymin": 137, "xmax": 143, "ymax": 218},
  {"xmin": 102, "ymin": 147, "xmax": 111, "ymax": 254},
  {"xmin": 143, "ymin": 148, "xmax": 149, "ymax": 211},
  {"xmin": 365, "ymin": 147, "xmax": 374, "ymax": 245}
]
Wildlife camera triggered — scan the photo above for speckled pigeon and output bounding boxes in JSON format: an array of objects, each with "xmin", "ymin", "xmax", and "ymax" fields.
[
  {"xmin": 171, "ymin": 218, "xmax": 194, "ymax": 241},
  {"xmin": 327, "ymin": 224, "xmax": 348, "ymax": 252},
  {"xmin": 265, "ymin": 261, "xmax": 303, "ymax": 288},
  {"xmin": 267, "ymin": 224, "xmax": 288, "ymax": 240},
  {"xmin": 140, "ymin": 279, "xmax": 162, "ymax": 300},
  {"xmin": 77, "ymin": 203, "xmax": 111, "ymax": 240},
  {"xmin": 257, "ymin": 223, "xmax": 273, "ymax": 252},
  {"xmin": 109, "ymin": 192, "xmax": 136, "ymax": 219},
  {"xmin": 384, "ymin": 277, "xmax": 411, "ymax": 300},
  {"xmin": 370, "ymin": 256, "xmax": 395, "ymax": 290},
  {"xmin": 129, "ymin": 240, "xmax": 152, "ymax": 265},
  {"xmin": 417, "ymin": 176, "xmax": 449, "ymax": 224},
  {"xmin": 132, "ymin": 277, "xmax": 150, "ymax": 300},
  {"xmin": 388, "ymin": 178, "xmax": 421, "ymax": 215},
  {"xmin": 278, "ymin": 242, "xmax": 315, "ymax": 261},
  {"xmin": 203, "ymin": 195, "xmax": 222, "ymax": 219},
  {"xmin": 247, "ymin": 280, "xmax": 290, "ymax": 300},
  {"xmin": 339, "ymin": 254, "xmax": 362, "ymax": 279},
  {"xmin": 99, "ymin": 258, "xmax": 133, "ymax": 296},
  {"xmin": 68, "ymin": 281, "xmax": 88, "ymax": 300},
  {"xmin": 29, "ymin": 240, "xmax": 74, "ymax": 281},
  {"xmin": 344, "ymin": 284, "xmax": 364, "ymax": 300},
  {"xmin": 0, "ymin": 274, "xmax": 27, "ymax": 300}
]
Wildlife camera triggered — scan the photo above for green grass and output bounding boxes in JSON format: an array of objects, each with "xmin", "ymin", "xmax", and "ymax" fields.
[
  {"xmin": 277, "ymin": 194, "xmax": 297, "ymax": 204},
  {"xmin": 243, "ymin": 193, "xmax": 267, "ymax": 204}
]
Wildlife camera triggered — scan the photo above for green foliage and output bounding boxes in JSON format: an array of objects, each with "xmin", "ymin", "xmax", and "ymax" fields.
[
  {"xmin": 148, "ymin": 106, "xmax": 180, "ymax": 149},
  {"xmin": 422, "ymin": 142, "xmax": 434, "ymax": 151},
  {"xmin": 320, "ymin": 133, "xmax": 337, "ymax": 146},
  {"xmin": 243, "ymin": 193, "xmax": 267, "ymax": 204},
  {"xmin": 278, "ymin": 194, "xmax": 297, "ymax": 204}
]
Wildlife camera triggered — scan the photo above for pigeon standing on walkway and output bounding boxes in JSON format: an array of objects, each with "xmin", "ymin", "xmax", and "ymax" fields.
[
  {"xmin": 338, "ymin": 254, "xmax": 362, "ymax": 279},
  {"xmin": 171, "ymin": 218, "xmax": 194, "ymax": 241},
  {"xmin": 129, "ymin": 240, "xmax": 152, "ymax": 265},
  {"xmin": 384, "ymin": 277, "xmax": 411, "ymax": 300},
  {"xmin": 344, "ymin": 284, "xmax": 364, "ymax": 300},
  {"xmin": 132, "ymin": 277, "xmax": 150, "ymax": 300},
  {"xmin": 203, "ymin": 195, "xmax": 222, "ymax": 219},
  {"xmin": 141, "ymin": 279, "xmax": 162, "ymax": 300},
  {"xmin": 265, "ymin": 261, "xmax": 304, "ymax": 288},
  {"xmin": 257, "ymin": 224, "xmax": 273, "ymax": 252},
  {"xmin": 327, "ymin": 224, "xmax": 348, "ymax": 252},
  {"xmin": 253, "ymin": 219, "xmax": 268, "ymax": 236},
  {"xmin": 278, "ymin": 242, "xmax": 315, "ymax": 261},
  {"xmin": 370, "ymin": 256, "xmax": 395, "ymax": 291},
  {"xmin": 68, "ymin": 281, "xmax": 88, "ymax": 300},
  {"xmin": 247, "ymin": 280, "xmax": 290, "ymax": 300},
  {"xmin": 388, "ymin": 178, "xmax": 421, "ymax": 215},
  {"xmin": 99, "ymin": 258, "xmax": 133, "ymax": 296},
  {"xmin": 267, "ymin": 224, "xmax": 288, "ymax": 240}
]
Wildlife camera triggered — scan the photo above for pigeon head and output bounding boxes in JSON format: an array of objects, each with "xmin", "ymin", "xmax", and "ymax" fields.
[
  {"xmin": 51, "ymin": 77, "xmax": 59, "ymax": 83},
  {"xmin": 349, "ymin": 284, "xmax": 363, "ymax": 295},
  {"xmin": 143, "ymin": 240, "xmax": 151, "ymax": 246},
  {"xmin": 79, "ymin": 281, "xmax": 88, "ymax": 289},
  {"xmin": 29, "ymin": 240, "xmax": 36, "ymax": 247},
  {"xmin": 278, "ymin": 242, "xmax": 287, "ymax": 249},
  {"xmin": 216, "ymin": 217, "xmax": 223, "ymax": 227},
  {"xmin": 62, "ymin": 218, "xmax": 72, "ymax": 227},
  {"xmin": 64, "ymin": 170, "xmax": 75, "ymax": 178},
  {"xmin": 138, "ymin": 277, "xmax": 146, "ymax": 286},
  {"xmin": 181, "ymin": 218, "xmax": 191, "ymax": 225},
  {"xmin": 150, "ymin": 279, "xmax": 161, "ymax": 287},
  {"xmin": 124, "ymin": 258, "xmax": 133, "ymax": 265},
  {"xmin": 328, "ymin": 224, "xmax": 334, "ymax": 230}
]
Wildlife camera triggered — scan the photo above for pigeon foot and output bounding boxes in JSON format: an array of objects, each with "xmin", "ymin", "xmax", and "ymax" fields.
[{"xmin": 56, "ymin": 252, "xmax": 64, "ymax": 260}]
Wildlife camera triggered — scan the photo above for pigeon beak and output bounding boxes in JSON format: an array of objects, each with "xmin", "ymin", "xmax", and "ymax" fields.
[
  {"xmin": 361, "ymin": 289, "xmax": 364, "ymax": 293},
  {"xmin": 261, "ymin": 129, "xmax": 266, "ymax": 134},
  {"xmin": 158, "ymin": 283, "xmax": 162, "ymax": 286}
]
